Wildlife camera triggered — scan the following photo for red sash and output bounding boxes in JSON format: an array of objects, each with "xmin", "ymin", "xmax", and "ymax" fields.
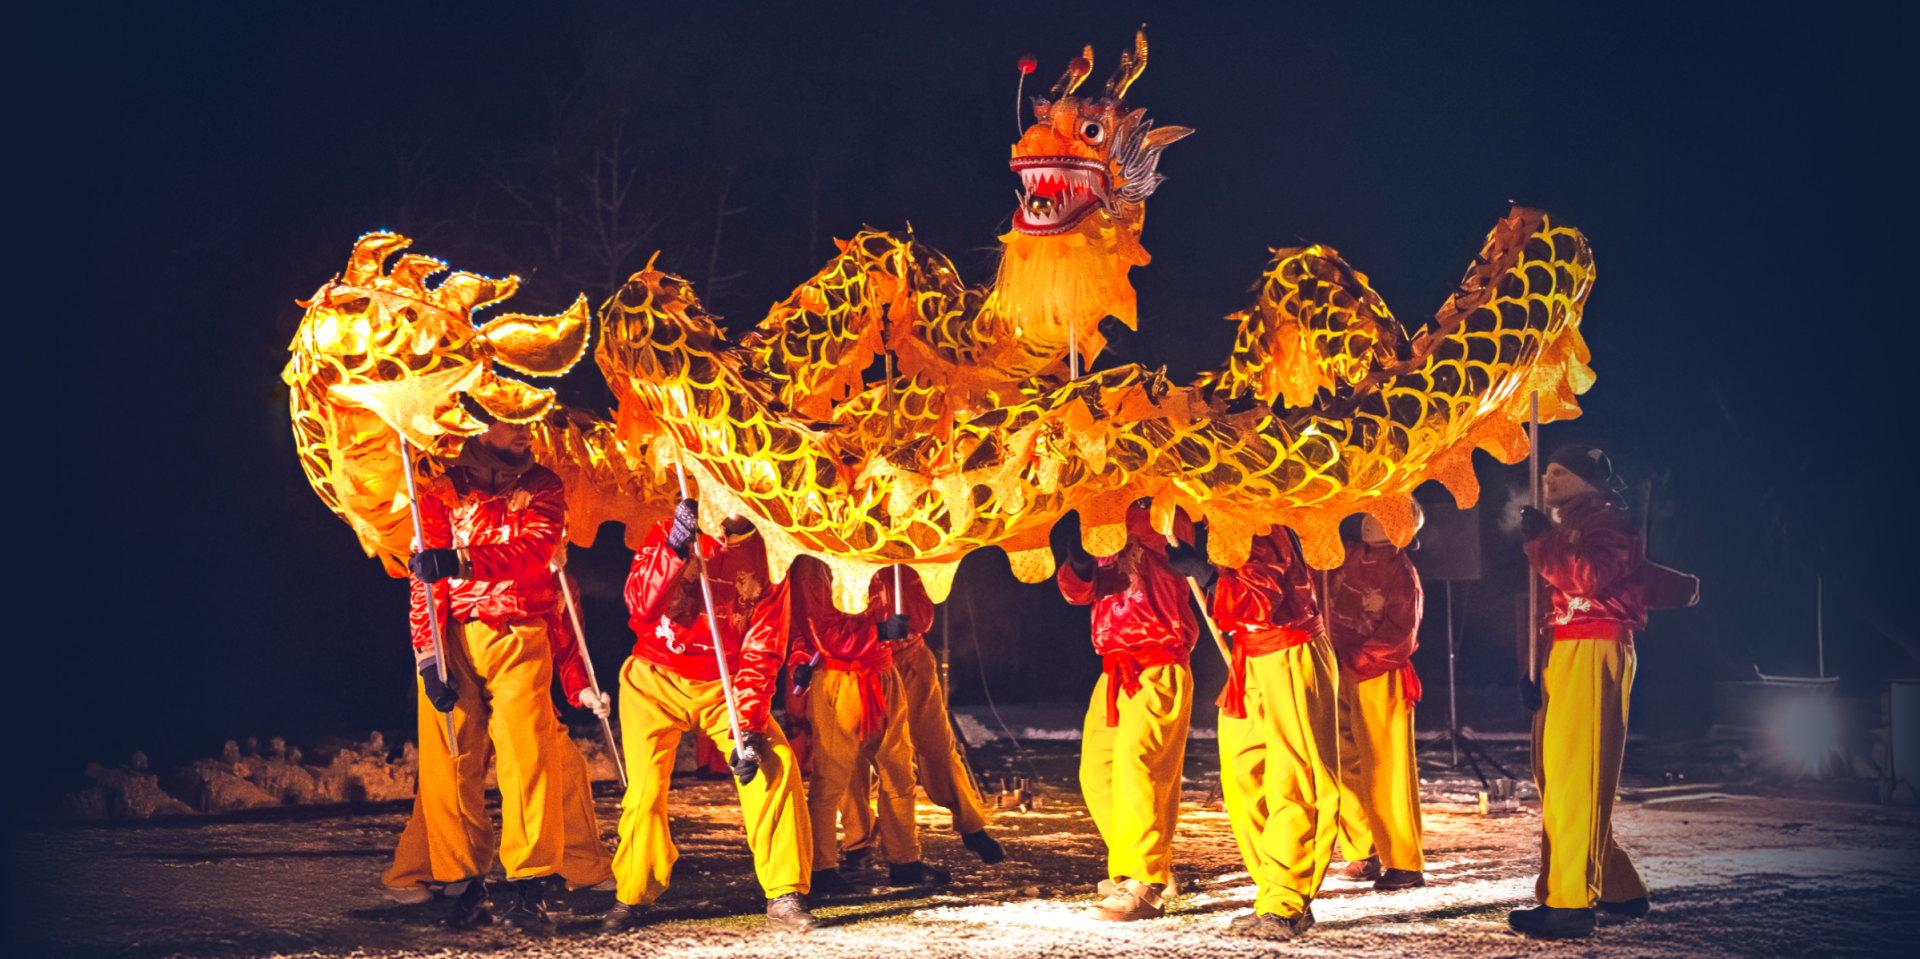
[
  {"xmin": 1100, "ymin": 646, "xmax": 1191, "ymax": 727},
  {"xmin": 1554, "ymin": 621, "xmax": 1635, "ymax": 643},
  {"xmin": 1215, "ymin": 628, "xmax": 1314, "ymax": 720}
]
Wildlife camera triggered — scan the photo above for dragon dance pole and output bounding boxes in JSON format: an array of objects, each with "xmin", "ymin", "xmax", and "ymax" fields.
[
  {"xmin": 1166, "ymin": 532, "xmax": 1232, "ymax": 666},
  {"xmin": 672, "ymin": 457, "xmax": 749, "ymax": 760},
  {"xmin": 554, "ymin": 561, "xmax": 627, "ymax": 788},
  {"xmin": 1527, "ymin": 391, "xmax": 1541, "ymax": 685},
  {"xmin": 398, "ymin": 437, "xmax": 459, "ymax": 754}
]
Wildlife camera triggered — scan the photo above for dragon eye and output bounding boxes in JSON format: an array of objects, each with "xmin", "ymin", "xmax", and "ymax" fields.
[{"xmin": 1081, "ymin": 122, "xmax": 1104, "ymax": 143}]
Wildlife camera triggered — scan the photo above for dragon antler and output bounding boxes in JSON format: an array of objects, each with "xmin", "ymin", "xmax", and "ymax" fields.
[
  {"xmin": 1104, "ymin": 26, "xmax": 1149, "ymax": 100},
  {"xmin": 1050, "ymin": 45, "xmax": 1094, "ymax": 97}
]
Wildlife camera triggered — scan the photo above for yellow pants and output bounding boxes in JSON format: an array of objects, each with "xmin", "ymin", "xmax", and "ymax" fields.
[
  {"xmin": 1080, "ymin": 663, "xmax": 1192, "ymax": 886},
  {"xmin": 379, "ymin": 616, "xmax": 574, "ymax": 884},
  {"xmin": 383, "ymin": 724, "xmax": 614, "ymax": 889},
  {"xmin": 844, "ymin": 643, "xmax": 990, "ymax": 852},
  {"xmin": 807, "ymin": 667, "xmax": 920, "ymax": 867},
  {"xmin": 613, "ymin": 657, "xmax": 811, "ymax": 906},
  {"xmin": 1334, "ymin": 669, "xmax": 1425, "ymax": 871},
  {"xmin": 1532, "ymin": 639, "xmax": 1648, "ymax": 908},
  {"xmin": 1218, "ymin": 637, "xmax": 1339, "ymax": 916}
]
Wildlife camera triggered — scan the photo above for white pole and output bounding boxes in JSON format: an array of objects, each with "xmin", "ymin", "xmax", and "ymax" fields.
[
  {"xmin": 1817, "ymin": 576, "xmax": 1825, "ymax": 679},
  {"xmin": 1527, "ymin": 392, "xmax": 1541, "ymax": 685},
  {"xmin": 398, "ymin": 437, "xmax": 458, "ymax": 752},
  {"xmin": 673, "ymin": 459, "xmax": 747, "ymax": 753},
  {"xmin": 555, "ymin": 566, "xmax": 627, "ymax": 788},
  {"xmin": 1069, "ymin": 323, "xmax": 1080, "ymax": 380}
]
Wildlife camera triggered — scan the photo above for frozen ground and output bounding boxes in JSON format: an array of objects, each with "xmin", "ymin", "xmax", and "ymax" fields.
[{"xmin": 13, "ymin": 742, "xmax": 1919, "ymax": 958}]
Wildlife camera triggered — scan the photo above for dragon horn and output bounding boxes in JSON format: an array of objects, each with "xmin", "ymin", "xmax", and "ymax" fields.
[
  {"xmin": 1106, "ymin": 26, "xmax": 1148, "ymax": 100},
  {"xmin": 1051, "ymin": 45, "xmax": 1094, "ymax": 98}
]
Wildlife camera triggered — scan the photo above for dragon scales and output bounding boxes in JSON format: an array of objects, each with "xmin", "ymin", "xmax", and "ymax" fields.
[{"xmin": 284, "ymin": 29, "xmax": 1595, "ymax": 611}]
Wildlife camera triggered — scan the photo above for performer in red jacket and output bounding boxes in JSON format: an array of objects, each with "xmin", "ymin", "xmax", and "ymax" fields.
[
  {"xmin": 1058, "ymin": 502, "xmax": 1198, "ymax": 922},
  {"xmin": 838, "ymin": 568, "xmax": 1004, "ymax": 872},
  {"xmin": 1326, "ymin": 510, "xmax": 1426, "ymax": 892},
  {"xmin": 777, "ymin": 556, "xmax": 950, "ymax": 894},
  {"xmin": 1509, "ymin": 446, "xmax": 1650, "ymax": 939},
  {"xmin": 387, "ymin": 417, "xmax": 607, "ymax": 931},
  {"xmin": 1201, "ymin": 525, "xmax": 1337, "ymax": 940},
  {"xmin": 603, "ymin": 500, "xmax": 817, "ymax": 933}
]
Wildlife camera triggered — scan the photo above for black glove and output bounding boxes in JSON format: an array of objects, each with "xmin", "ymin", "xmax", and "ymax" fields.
[
  {"xmin": 667, "ymin": 498, "xmax": 700, "ymax": 558},
  {"xmin": 410, "ymin": 548, "xmax": 461, "ymax": 583},
  {"xmin": 730, "ymin": 730, "xmax": 766, "ymax": 785},
  {"xmin": 1166, "ymin": 522, "xmax": 1215, "ymax": 589},
  {"xmin": 1517, "ymin": 506, "xmax": 1552, "ymax": 541},
  {"xmin": 1521, "ymin": 678, "xmax": 1543, "ymax": 713},
  {"xmin": 791, "ymin": 654, "xmax": 819, "ymax": 694},
  {"xmin": 880, "ymin": 613, "xmax": 911, "ymax": 642},
  {"xmin": 420, "ymin": 662, "xmax": 459, "ymax": 712}
]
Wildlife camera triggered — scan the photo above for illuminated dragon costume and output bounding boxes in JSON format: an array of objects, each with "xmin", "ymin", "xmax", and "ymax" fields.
[{"xmin": 284, "ymin": 28, "xmax": 1595, "ymax": 611}]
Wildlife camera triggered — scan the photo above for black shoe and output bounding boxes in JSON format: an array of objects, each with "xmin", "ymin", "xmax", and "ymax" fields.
[
  {"xmin": 1596, "ymin": 896, "xmax": 1651, "ymax": 924},
  {"xmin": 440, "ymin": 878, "xmax": 493, "ymax": 930},
  {"xmin": 840, "ymin": 845, "xmax": 872, "ymax": 871},
  {"xmin": 1508, "ymin": 904, "xmax": 1595, "ymax": 939},
  {"xmin": 1232, "ymin": 905, "xmax": 1315, "ymax": 940},
  {"xmin": 811, "ymin": 868, "xmax": 857, "ymax": 897},
  {"xmin": 962, "ymin": 829, "xmax": 1005, "ymax": 864},
  {"xmin": 499, "ymin": 877, "xmax": 554, "ymax": 932},
  {"xmin": 766, "ymin": 892, "xmax": 819, "ymax": 932},
  {"xmin": 887, "ymin": 861, "xmax": 952, "ymax": 886},
  {"xmin": 601, "ymin": 900, "xmax": 648, "ymax": 933},
  {"xmin": 1375, "ymin": 868, "xmax": 1426, "ymax": 891}
]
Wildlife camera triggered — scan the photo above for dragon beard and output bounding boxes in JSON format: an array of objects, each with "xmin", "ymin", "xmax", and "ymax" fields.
[{"xmin": 991, "ymin": 213, "xmax": 1147, "ymax": 375}]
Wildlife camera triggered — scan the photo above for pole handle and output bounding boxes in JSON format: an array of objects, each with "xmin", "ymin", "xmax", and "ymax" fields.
[
  {"xmin": 398, "ymin": 437, "xmax": 458, "ymax": 750},
  {"xmin": 674, "ymin": 458, "xmax": 747, "ymax": 751},
  {"xmin": 555, "ymin": 565, "xmax": 627, "ymax": 788},
  {"xmin": 1527, "ymin": 391, "xmax": 1541, "ymax": 684}
]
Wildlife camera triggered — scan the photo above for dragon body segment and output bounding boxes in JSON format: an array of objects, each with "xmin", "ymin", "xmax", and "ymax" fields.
[{"xmin": 283, "ymin": 29, "xmax": 1597, "ymax": 611}]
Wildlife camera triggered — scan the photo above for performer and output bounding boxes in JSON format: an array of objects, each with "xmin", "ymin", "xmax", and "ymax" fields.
[
  {"xmin": 1193, "ymin": 524, "xmax": 1337, "ymax": 940},
  {"xmin": 838, "ymin": 568, "xmax": 1005, "ymax": 871},
  {"xmin": 1057, "ymin": 502, "xmax": 1198, "ymax": 922},
  {"xmin": 1509, "ymin": 446, "xmax": 1650, "ymax": 939},
  {"xmin": 390, "ymin": 416, "xmax": 597, "ymax": 931},
  {"xmin": 382, "ymin": 590, "xmax": 616, "ymax": 911},
  {"xmin": 781, "ymin": 556, "xmax": 951, "ymax": 894},
  {"xmin": 1326, "ymin": 511, "xmax": 1427, "ymax": 891},
  {"xmin": 602, "ymin": 499, "xmax": 818, "ymax": 933}
]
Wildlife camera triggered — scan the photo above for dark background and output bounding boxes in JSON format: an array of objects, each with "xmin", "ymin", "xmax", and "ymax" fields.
[{"xmin": 18, "ymin": 0, "xmax": 1911, "ymax": 814}]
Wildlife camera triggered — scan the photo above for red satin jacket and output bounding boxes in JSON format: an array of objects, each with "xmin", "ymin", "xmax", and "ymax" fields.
[
  {"xmin": 624, "ymin": 520, "xmax": 783, "ymax": 733},
  {"xmin": 868, "ymin": 566, "xmax": 937, "ymax": 650},
  {"xmin": 1057, "ymin": 505, "xmax": 1199, "ymax": 657},
  {"xmin": 1326, "ymin": 541, "xmax": 1423, "ymax": 691},
  {"xmin": 772, "ymin": 558, "xmax": 889, "ymax": 666},
  {"xmin": 1524, "ymin": 492, "xmax": 1647, "ymax": 635},
  {"xmin": 1211, "ymin": 530, "xmax": 1323, "ymax": 644},
  {"xmin": 408, "ymin": 462, "xmax": 567, "ymax": 657},
  {"xmin": 548, "ymin": 572, "xmax": 592, "ymax": 707}
]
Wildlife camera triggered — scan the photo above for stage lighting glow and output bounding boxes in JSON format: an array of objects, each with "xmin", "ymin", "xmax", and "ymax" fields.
[{"xmin": 1771, "ymin": 695, "xmax": 1841, "ymax": 779}]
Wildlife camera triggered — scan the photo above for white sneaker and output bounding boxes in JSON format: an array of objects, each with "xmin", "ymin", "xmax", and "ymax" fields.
[{"xmin": 383, "ymin": 885, "xmax": 433, "ymax": 904}]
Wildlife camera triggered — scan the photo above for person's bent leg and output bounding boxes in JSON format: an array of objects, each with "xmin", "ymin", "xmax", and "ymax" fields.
[
  {"xmin": 1355, "ymin": 670, "xmax": 1424, "ymax": 873},
  {"xmin": 612, "ymin": 658, "xmax": 690, "ymax": 908},
  {"xmin": 1333, "ymin": 673, "xmax": 1375, "ymax": 866},
  {"xmin": 897, "ymin": 642, "xmax": 991, "ymax": 834},
  {"xmin": 386, "ymin": 623, "xmax": 493, "ymax": 889},
  {"xmin": 469, "ymin": 618, "xmax": 566, "ymax": 881},
  {"xmin": 1595, "ymin": 645, "xmax": 1647, "ymax": 904},
  {"xmin": 1103, "ymin": 663, "xmax": 1193, "ymax": 887},
  {"xmin": 1218, "ymin": 704, "xmax": 1266, "ymax": 876},
  {"xmin": 554, "ymin": 729, "xmax": 614, "ymax": 889},
  {"xmin": 698, "ymin": 697, "xmax": 814, "ymax": 900},
  {"xmin": 838, "ymin": 760, "xmax": 877, "ymax": 865},
  {"xmin": 1078, "ymin": 673, "xmax": 1121, "ymax": 865},
  {"xmin": 872, "ymin": 671, "xmax": 924, "ymax": 866},
  {"xmin": 804, "ymin": 669, "xmax": 867, "ymax": 874},
  {"xmin": 1246, "ymin": 640, "xmax": 1339, "ymax": 918}
]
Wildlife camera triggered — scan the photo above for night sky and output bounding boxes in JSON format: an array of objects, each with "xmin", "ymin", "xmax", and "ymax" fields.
[{"xmin": 19, "ymin": 1, "xmax": 1911, "ymax": 814}]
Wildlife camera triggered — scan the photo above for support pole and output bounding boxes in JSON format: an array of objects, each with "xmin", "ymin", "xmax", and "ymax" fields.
[
  {"xmin": 1447, "ymin": 580, "xmax": 1459, "ymax": 768},
  {"xmin": 673, "ymin": 458, "xmax": 748, "ymax": 758},
  {"xmin": 1817, "ymin": 575, "xmax": 1826, "ymax": 678},
  {"xmin": 555, "ymin": 565, "xmax": 627, "ymax": 788},
  {"xmin": 398, "ymin": 437, "xmax": 458, "ymax": 753},
  {"xmin": 1527, "ymin": 392, "xmax": 1541, "ymax": 685}
]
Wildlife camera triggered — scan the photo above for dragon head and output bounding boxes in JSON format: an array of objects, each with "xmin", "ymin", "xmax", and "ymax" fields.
[{"xmin": 994, "ymin": 28, "xmax": 1191, "ymax": 370}]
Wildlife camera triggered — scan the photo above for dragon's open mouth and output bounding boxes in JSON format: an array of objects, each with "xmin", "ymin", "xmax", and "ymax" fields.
[{"xmin": 1011, "ymin": 156, "xmax": 1109, "ymax": 235}]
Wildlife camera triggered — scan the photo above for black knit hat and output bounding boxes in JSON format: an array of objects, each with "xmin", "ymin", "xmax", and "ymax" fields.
[{"xmin": 1548, "ymin": 444, "xmax": 1613, "ymax": 490}]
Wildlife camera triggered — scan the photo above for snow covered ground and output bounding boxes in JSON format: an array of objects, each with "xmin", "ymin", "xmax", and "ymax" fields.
[{"xmin": 15, "ymin": 743, "xmax": 1919, "ymax": 957}]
